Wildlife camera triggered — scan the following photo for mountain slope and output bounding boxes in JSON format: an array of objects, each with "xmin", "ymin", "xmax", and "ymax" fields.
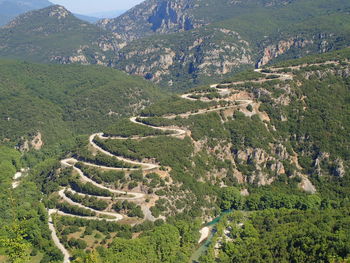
[
  {"xmin": 0, "ymin": 5, "xmax": 121, "ymax": 65},
  {"xmin": 110, "ymin": 0, "xmax": 350, "ymax": 90},
  {"xmin": 98, "ymin": 0, "xmax": 306, "ymax": 43},
  {"xmin": 0, "ymin": 59, "xmax": 166, "ymax": 146},
  {"xmin": 1, "ymin": 0, "xmax": 350, "ymax": 92},
  {"xmin": 38, "ymin": 48, "xmax": 350, "ymax": 262},
  {"xmin": 0, "ymin": 0, "xmax": 52, "ymax": 26}
]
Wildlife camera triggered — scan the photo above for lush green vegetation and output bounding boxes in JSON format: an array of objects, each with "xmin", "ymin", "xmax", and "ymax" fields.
[
  {"xmin": 226, "ymin": 112, "xmax": 273, "ymax": 151},
  {"xmin": 73, "ymin": 141, "xmax": 137, "ymax": 169},
  {"xmin": 219, "ymin": 185, "xmax": 323, "ymax": 212},
  {"xmin": 52, "ymin": 216, "xmax": 200, "ymax": 262},
  {"xmin": 94, "ymin": 136, "xmax": 193, "ymax": 168},
  {"xmin": 103, "ymin": 119, "xmax": 171, "ymax": 137},
  {"xmin": 222, "ymin": 71, "xmax": 264, "ymax": 83},
  {"xmin": 202, "ymin": 208, "xmax": 350, "ymax": 263},
  {"xmin": 0, "ymin": 147, "xmax": 64, "ymax": 262},
  {"xmin": 113, "ymin": 201, "xmax": 144, "ymax": 218},
  {"xmin": 0, "ymin": 59, "xmax": 165, "ymax": 146},
  {"xmin": 140, "ymin": 96, "xmax": 217, "ymax": 117},
  {"xmin": 76, "ymin": 163, "xmax": 125, "ymax": 184},
  {"xmin": 64, "ymin": 190, "xmax": 109, "ymax": 211},
  {"xmin": 56, "ymin": 202, "xmax": 96, "ymax": 217},
  {"xmin": 69, "ymin": 178, "xmax": 112, "ymax": 197},
  {"xmin": 95, "ymin": 222, "xmax": 200, "ymax": 263}
]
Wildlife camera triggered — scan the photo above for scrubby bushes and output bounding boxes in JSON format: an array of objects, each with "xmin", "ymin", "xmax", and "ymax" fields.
[
  {"xmin": 103, "ymin": 118, "xmax": 171, "ymax": 137},
  {"xmin": 76, "ymin": 163, "xmax": 125, "ymax": 184},
  {"xmin": 64, "ymin": 190, "xmax": 109, "ymax": 211},
  {"xmin": 56, "ymin": 202, "xmax": 96, "ymax": 217},
  {"xmin": 113, "ymin": 201, "xmax": 144, "ymax": 218},
  {"xmin": 69, "ymin": 179, "xmax": 112, "ymax": 197}
]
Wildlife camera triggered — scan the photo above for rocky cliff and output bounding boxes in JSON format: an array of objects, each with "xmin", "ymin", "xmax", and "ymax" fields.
[
  {"xmin": 2, "ymin": 1, "xmax": 350, "ymax": 91},
  {"xmin": 97, "ymin": 0, "xmax": 202, "ymax": 44},
  {"xmin": 103, "ymin": 0, "xmax": 350, "ymax": 90},
  {"xmin": 114, "ymin": 26, "xmax": 254, "ymax": 90}
]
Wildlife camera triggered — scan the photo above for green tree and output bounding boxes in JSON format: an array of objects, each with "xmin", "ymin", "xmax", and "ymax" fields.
[
  {"xmin": 220, "ymin": 187, "xmax": 243, "ymax": 210},
  {"xmin": 0, "ymin": 222, "xmax": 30, "ymax": 263}
]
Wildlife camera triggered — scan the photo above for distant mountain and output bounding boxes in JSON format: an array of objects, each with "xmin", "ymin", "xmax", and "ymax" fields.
[
  {"xmin": 2, "ymin": 0, "xmax": 350, "ymax": 92},
  {"xmin": 99, "ymin": 0, "xmax": 350, "ymax": 90},
  {"xmin": 74, "ymin": 13, "xmax": 100, "ymax": 23},
  {"xmin": 0, "ymin": 0, "xmax": 101, "ymax": 26},
  {"xmin": 88, "ymin": 10, "xmax": 126, "ymax": 19},
  {"xmin": 98, "ymin": 0, "xmax": 298, "ymax": 43},
  {"xmin": 0, "ymin": 5, "xmax": 122, "ymax": 65},
  {"xmin": 0, "ymin": 0, "xmax": 53, "ymax": 26}
]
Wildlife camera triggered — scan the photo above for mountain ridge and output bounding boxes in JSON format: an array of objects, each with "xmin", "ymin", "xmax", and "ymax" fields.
[
  {"xmin": 1, "ymin": 0, "xmax": 350, "ymax": 91},
  {"xmin": 109, "ymin": 0, "xmax": 350, "ymax": 90},
  {"xmin": 0, "ymin": 5, "xmax": 122, "ymax": 65}
]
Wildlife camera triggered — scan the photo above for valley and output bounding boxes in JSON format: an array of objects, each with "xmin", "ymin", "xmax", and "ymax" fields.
[
  {"xmin": 0, "ymin": 1, "xmax": 349, "ymax": 262},
  {"xmin": 44, "ymin": 56, "xmax": 349, "ymax": 261},
  {"xmin": 48, "ymin": 65, "xmax": 288, "ymax": 261}
]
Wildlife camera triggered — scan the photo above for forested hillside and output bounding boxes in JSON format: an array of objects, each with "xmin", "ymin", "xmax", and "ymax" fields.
[
  {"xmin": 96, "ymin": 48, "xmax": 350, "ymax": 262},
  {"xmin": 0, "ymin": 5, "xmax": 121, "ymax": 65},
  {"xmin": 0, "ymin": 60, "xmax": 166, "ymax": 147},
  {"xmin": 4, "ymin": 48, "xmax": 345, "ymax": 262},
  {"xmin": 0, "ymin": 1, "xmax": 349, "ymax": 261},
  {"xmin": 1, "ymin": 0, "xmax": 350, "ymax": 92},
  {"xmin": 0, "ymin": 0, "xmax": 52, "ymax": 26},
  {"xmin": 0, "ymin": 146, "xmax": 63, "ymax": 263},
  {"xmin": 110, "ymin": 0, "xmax": 350, "ymax": 90}
]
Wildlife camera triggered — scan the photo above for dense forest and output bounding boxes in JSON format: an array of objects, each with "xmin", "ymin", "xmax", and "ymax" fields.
[{"xmin": 0, "ymin": 59, "xmax": 166, "ymax": 146}]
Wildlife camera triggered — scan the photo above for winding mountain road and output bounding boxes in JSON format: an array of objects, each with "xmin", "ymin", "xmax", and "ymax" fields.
[
  {"xmin": 48, "ymin": 209, "xmax": 71, "ymax": 263},
  {"xmin": 61, "ymin": 158, "xmax": 145, "ymax": 199},
  {"xmin": 49, "ymin": 68, "xmax": 295, "ymax": 262}
]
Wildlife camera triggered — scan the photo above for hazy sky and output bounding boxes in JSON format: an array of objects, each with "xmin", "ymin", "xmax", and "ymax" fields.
[{"xmin": 50, "ymin": 0, "xmax": 144, "ymax": 14}]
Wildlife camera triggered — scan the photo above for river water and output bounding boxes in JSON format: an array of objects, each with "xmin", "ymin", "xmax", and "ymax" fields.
[{"xmin": 189, "ymin": 210, "xmax": 232, "ymax": 263}]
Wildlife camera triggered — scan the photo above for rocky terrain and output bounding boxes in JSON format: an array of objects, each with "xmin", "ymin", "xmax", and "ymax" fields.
[
  {"xmin": 98, "ymin": 0, "xmax": 350, "ymax": 90},
  {"xmin": 42, "ymin": 51, "xmax": 350, "ymax": 261},
  {"xmin": 1, "ymin": 1, "xmax": 350, "ymax": 91}
]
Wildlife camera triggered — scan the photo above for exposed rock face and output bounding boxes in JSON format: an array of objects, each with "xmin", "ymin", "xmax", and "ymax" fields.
[
  {"xmin": 115, "ymin": 27, "xmax": 253, "ymax": 89},
  {"xmin": 147, "ymin": 0, "xmax": 195, "ymax": 32},
  {"xmin": 17, "ymin": 132, "xmax": 44, "ymax": 152},
  {"xmin": 96, "ymin": 0, "xmax": 298, "ymax": 43},
  {"xmin": 299, "ymin": 175, "xmax": 317, "ymax": 194},
  {"xmin": 48, "ymin": 5, "xmax": 69, "ymax": 19},
  {"xmin": 314, "ymin": 152, "xmax": 330, "ymax": 177},
  {"xmin": 257, "ymin": 33, "xmax": 342, "ymax": 68},
  {"xmin": 257, "ymin": 38, "xmax": 313, "ymax": 67},
  {"xmin": 31, "ymin": 132, "xmax": 43, "ymax": 150},
  {"xmin": 97, "ymin": 0, "xmax": 199, "ymax": 43},
  {"xmin": 235, "ymin": 147, "xmax": 287, "ymax": 186},
  {"xmin": 334, "ymin": 158, "xmax": 345, "ymax": 178},
  {"xmin": 2, "ymin": 1, "xmax": 349, "ymax": 91}
]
